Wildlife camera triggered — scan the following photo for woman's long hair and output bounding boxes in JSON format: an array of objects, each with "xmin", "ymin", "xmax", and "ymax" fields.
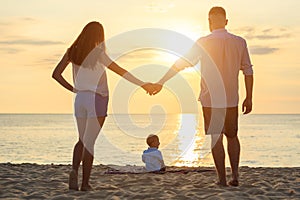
[{"xmin": 68, "ymin": 21, "xmax": 104, "ymax": 66}]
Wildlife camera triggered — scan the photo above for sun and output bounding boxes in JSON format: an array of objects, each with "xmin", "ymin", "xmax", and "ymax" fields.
[
  {"xmin": 158, "ymin": 51, "xmax": 180, "ymax": 64},
  {"xmin": 171, "ymin": 22, "xmax": 204, "ymax": 41}
]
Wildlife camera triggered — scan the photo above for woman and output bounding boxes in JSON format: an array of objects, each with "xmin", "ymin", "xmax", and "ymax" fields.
[{"xmin": 52, "ymin": 21, "xmax": 153, "ymax": 191}]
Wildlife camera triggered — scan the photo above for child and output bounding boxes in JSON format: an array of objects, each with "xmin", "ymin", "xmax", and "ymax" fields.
[{"xmin": 142, "ymin": 134, "xmax": 166, "ymax": 172}]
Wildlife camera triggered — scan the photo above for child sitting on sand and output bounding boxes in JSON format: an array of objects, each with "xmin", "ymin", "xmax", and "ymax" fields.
[{"xmin": 142, "ymin": 134, "xmax": 166, "ymax": 172}]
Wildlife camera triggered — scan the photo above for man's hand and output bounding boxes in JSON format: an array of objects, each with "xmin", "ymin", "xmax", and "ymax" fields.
[
  {"xmin": 242, "ymin": 98, "xmax": 252, "ymax": 114},
  {"xmin": 152, "ymin": 83, "xmax": 163, "ymax": 95},
  {"xmin": 141, "ymin": 82, "xmax": 163, "ymax": 96},
  {"xmin": 141, "ymin": 83, "xmax": 156, "ymax": 95}
]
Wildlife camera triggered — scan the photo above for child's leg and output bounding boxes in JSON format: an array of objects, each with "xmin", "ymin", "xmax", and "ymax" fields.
[{"xmin": 160, "ymin": 167, "xmax": 166, "ymax": 171}]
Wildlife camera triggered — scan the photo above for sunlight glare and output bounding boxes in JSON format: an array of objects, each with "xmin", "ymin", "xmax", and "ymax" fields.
[{"xmin": 170, "ymin": 114, "xmax": 210, "ymax": 167}]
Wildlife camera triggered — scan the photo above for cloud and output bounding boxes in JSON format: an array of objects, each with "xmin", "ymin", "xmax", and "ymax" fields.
[
  {"xmin": 231, "ymin": 27, "xmax": 291, "ymax": 55},
  {"xmin": 0, "ymin": 22, "xmax": 8, "ymax": 26},
  {"xmin": 245, "ymin": 33, "xmax": 290, "ymax": 40},
  {"xmin": 262, "ymin": 28, "xmax": 272, "ymax": 33},
  {"xmin": 146, "ymin": 0, "xmax": 175, "ymax": 13},
  {"xmin": 249, "ymin": 46, "xmax": 279, "ymax": 55},
  {"xmin": 0, "ymin": 17, "xmax": 37, "ymax": 28},
  {"xmin": 0, "ymin": 39, "xmax": 64, "ymax": 46},
  {"xmin": 0, "ymin": 47, "xmax": 23, "ymax": 54},
  {"xmin": 29, "ymin": 54, "xmax": 62, "ymax": 68},
  {"xmin": 235, "ymin": 26, "xmax": 255, "ymax": 33},
  {"xmin": 21, "ymin": 17, "xmax": 37, "ymax": 22},
  {"xmin": 233, "ymin": 27, "xmax": 291, "ymax": 40},
  {"xmin": 37, "ymin": 58, "xmax": 59, "ymax": 66},
  {"xmin": 110, "ymin": 49, "xmax": 159, "ymax": 63}
]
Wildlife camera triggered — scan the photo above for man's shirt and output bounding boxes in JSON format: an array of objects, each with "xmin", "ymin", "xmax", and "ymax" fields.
[{"xmin": 175, "ymin": 28, "xmax": 253, "ymax": 108}]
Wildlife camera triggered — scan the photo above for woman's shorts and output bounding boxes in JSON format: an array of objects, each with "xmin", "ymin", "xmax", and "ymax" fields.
[
  {"xmin": 202, "ymin": 106, "xmax": 238, "ymax": 138},
  {"xmin": 74, "ymin": 91, "xmax": 108, "ymax": 118}
]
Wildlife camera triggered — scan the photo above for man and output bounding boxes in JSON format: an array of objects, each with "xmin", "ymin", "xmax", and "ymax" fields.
[{"xmin": 153, "ymin": 6, "xmax": 253, "ymax": 186}]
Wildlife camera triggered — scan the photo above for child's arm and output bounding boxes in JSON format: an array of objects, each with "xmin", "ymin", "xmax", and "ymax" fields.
[
  {"xmin": 158, "ymin": 151, "xmax": 166, "ymax": 168},
  {"xmin": 161, "ymin": 160, "xmax": 166, "ymax": 168}
]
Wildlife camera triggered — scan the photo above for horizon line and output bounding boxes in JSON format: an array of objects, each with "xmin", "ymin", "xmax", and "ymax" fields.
[{"xmin": 0, "ymin": 112, "xmax": 300, "ymax": 115}]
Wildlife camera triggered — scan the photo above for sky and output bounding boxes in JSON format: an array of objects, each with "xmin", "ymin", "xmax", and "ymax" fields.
[{"xmin": 0, "ymin": 0, "xmax": 299, "ymax": 114}]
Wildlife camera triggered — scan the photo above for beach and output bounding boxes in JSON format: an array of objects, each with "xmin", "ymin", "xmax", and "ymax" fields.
[
  {"xmin": 1, "ymin": 114, "xmax": 300, "ymax": 199},
  {"xmin": 1, "ymin": 163, "xmax": 299, "ymax": 199}
]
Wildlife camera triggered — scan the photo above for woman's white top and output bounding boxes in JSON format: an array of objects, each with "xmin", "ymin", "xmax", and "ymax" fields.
[{"xmin": 72, "ymin": 46, "xmax": 113, "ymax": 97}]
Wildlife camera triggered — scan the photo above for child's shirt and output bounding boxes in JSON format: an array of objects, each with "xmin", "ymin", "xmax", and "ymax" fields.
[{"xmin": 142, "ymin": 147, "xmax": 165, "ymax": 172}]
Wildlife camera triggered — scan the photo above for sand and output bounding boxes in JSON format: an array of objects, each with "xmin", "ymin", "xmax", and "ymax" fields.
[{"xmin": 0, "ymin": 163, "xmax": 299, "ymax": 200}]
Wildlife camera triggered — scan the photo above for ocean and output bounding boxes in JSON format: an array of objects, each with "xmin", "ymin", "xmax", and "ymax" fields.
[{"xmin": 0, "ymin": 114, "xmax": 299, "ymax": 167}]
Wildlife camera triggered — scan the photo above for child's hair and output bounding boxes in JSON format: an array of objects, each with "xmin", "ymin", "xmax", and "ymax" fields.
[
  {"xmin": 146, "ymin": 134, "xmax": 159, "ymax": 147},
  {"xmin": 68, "ymin": 21, "xmax": 105, "ymax": 66}
]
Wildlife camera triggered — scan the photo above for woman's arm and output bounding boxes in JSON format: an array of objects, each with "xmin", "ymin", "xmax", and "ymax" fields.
[
  {"xmin": 107, "ymin": 61, "xmax": 154, "ymax": 94},
  {"xmin": 52, "ymin": 52, "xmax": 76, "ymax": 93}
]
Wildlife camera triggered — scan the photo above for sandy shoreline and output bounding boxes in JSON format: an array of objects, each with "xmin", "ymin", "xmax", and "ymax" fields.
[{"xmin": 0, "ymin": 163, "xmax": 299, "ymax": 200}]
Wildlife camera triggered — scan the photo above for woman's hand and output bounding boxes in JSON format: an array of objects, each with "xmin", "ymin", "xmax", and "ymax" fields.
[{"xmin": 141, "ymin": 83, "xmax": 163, "ymax": 96}]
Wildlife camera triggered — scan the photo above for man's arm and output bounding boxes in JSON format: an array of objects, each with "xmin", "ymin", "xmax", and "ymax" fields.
[
  {"xmin": 242, "ymin": 75, "xmax": 253, "ymax": 114},
  {"xmin": 240, "ymin": 39, "xmax": 253, "ymax": 114},
  {"xmin": 152, "ymin": 41, "xmax": 202, "ymax": 95},
  {"xmin": 152, "ymin": 59, "xmax": 193, "ymax": 95},
  {"xmin": 158, "ymin": 66, "xmax": 179, "ymax": 85}
]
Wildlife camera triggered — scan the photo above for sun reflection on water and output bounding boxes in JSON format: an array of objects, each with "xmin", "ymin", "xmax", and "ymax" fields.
[{"xmin": 171, "ymin": 114, "xmax": 212, "ymax": 167}]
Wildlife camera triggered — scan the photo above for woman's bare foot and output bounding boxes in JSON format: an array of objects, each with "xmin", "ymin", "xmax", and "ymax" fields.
[
  {"xmin": 69, "ymin": 169, "xmax": 78, "ymax": 190},
  {"xmin": 81, "ymin": 184, "xmax": 93, "ymax": 191},
  {"xmin": 228, "ymin": 179, "xmax": 239, "ymax": 186},
  {"xmin": 215, "ymin": 181, "xmax": 228, "ymax": 187}
]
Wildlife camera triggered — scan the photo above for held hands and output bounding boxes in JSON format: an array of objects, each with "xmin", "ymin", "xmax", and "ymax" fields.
[
  {"xmin": 141, "ymin": 82, "xmax": 163, "ymax": 96},
  {"xmin": 152, "ymin": 83, "xmax": 163, "ymax": 95}
]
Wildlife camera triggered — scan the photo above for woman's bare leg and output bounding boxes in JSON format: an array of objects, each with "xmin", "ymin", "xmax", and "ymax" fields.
[
  {"xmin": 72, "ymin": 118, "xmax": 87, "ymax": 173},
  {"xmin": 72, "ymin": 140, "xmax": 83, "ymax": 173},
  {"xmin": 81, "ymin": 117, "xmax": 106, "ymax": 190},
  {"xmin": 69, "ymin": 117, "xmax": 87, "ymax": 190}
]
